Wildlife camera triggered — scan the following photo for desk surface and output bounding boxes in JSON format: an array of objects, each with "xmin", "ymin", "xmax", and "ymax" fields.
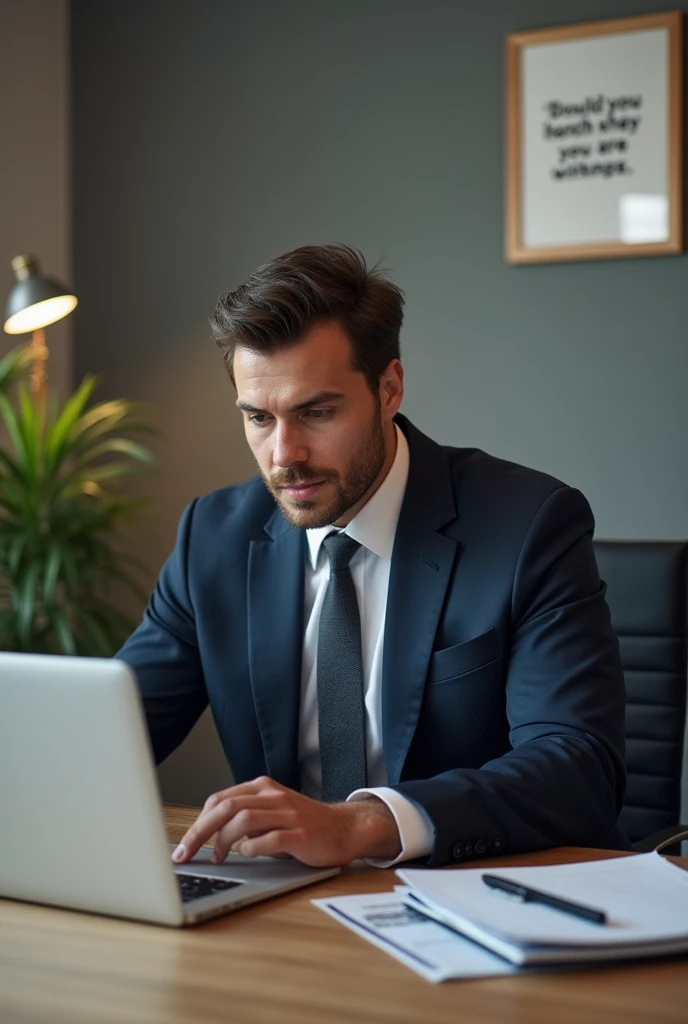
[{"xmin": 1, "ymin": 804, "xmax": 686, "ymax": 1024}]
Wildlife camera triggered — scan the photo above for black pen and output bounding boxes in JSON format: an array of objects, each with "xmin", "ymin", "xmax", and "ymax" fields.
[{"xmin": 482, "ymin": 874, "xmax": 607, "ymax": 925}]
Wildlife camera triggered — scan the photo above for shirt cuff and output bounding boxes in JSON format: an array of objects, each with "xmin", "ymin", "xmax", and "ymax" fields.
[{"xmin": 346, "ymin": 786, "xmax": 435, "ymax": 867}]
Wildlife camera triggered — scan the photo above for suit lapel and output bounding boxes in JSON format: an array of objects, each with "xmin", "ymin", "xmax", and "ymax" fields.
[
  {"xmin": 382, "ymin": 417, "xmax": 458, "ymax": 785},
  {"xmin": 248, "ymin": 507, "xmax": 305, "ymax": 790}
]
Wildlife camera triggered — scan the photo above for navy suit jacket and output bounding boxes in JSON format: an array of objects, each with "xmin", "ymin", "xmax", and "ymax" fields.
[{"xmin": 117, "ymin": 414, "xmax": 629, "ymax": 866}]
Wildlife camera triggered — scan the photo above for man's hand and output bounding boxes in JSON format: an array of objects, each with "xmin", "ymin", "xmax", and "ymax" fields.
[{"xmin": 171, "ymin": 776, "xmax": 401, "ymax": 867}]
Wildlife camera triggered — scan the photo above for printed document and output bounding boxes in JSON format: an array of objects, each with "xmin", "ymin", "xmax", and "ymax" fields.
[{"xmin": 313, "ymin": 889, "xmax": 515, "ymax": 982}]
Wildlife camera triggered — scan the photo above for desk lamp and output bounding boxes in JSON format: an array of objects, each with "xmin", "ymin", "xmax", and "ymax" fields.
[{"xmin": 3, "ymin": 254, "xmax": 78, "ymax": 400}]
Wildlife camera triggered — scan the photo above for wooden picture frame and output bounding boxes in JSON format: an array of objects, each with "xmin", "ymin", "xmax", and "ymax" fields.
[{"xmin": 505, "ymin": 11, "xmax": 684, "ymax": 264}]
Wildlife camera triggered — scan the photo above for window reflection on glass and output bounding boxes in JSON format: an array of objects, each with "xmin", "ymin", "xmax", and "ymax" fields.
[{"xmin": 619, "ymin": 194, "xmax": 669, "ymax": 244}]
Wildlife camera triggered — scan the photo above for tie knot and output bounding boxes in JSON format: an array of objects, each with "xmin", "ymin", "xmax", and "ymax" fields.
[{"xmin": 322, "ymin": 532, "xmax": 360, "ymax": 572}]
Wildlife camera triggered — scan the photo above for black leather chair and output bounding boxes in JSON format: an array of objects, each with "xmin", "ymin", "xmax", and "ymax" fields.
[{"xmin": 594, "ymin": 541, "xmax": 688, "ymax": 853}]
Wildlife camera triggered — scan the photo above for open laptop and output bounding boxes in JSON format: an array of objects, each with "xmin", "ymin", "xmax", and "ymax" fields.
[{"xmin": 0, "ymin": 652, "xmax": 339, "ymax": 926}]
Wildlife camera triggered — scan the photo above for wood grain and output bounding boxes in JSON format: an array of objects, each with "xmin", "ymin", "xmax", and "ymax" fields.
[
  {"xmin": 1, "ymin": 804, "xmax": 686, "ymax": 1024},
  {"xmin": 165, "ymin": 803, "xmax": 214, "ymax": 846}
]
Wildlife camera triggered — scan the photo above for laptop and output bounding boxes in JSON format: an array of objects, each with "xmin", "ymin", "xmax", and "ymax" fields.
[{"xmin": 0, "ymin": 652, "xmax": 339, "ymax": 926}]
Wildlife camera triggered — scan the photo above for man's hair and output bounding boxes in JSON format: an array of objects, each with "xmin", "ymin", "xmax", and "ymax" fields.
[{"xmin": 209, "ymin": 243, "xmax": 404, "ymax": 393}]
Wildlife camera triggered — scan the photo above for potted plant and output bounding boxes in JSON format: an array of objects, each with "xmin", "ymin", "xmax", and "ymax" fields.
[{"xmin": 0, "ymin": 343, "xmax": 156, "ymax": 655}]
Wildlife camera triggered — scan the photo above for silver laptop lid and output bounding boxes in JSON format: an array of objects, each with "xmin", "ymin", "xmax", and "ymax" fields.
[{"xmin": 0, "ymin": 653, "xmax": 184, "ymax": 926}]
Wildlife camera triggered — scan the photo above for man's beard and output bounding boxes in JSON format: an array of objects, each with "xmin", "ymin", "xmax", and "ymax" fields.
[{"xmin": 263, "ymin": 408, "xmax": 387, "ymax": 529}]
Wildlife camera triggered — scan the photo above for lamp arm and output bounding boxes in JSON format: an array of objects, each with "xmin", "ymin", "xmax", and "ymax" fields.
[{"xmin": 30, "ymin": 327, "xmax": 49, "ymax": 401}]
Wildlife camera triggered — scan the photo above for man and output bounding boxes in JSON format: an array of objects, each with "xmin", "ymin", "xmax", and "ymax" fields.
[{"xmin": 117, "ymin": 243, "xmax": 628, "ymax": 869}]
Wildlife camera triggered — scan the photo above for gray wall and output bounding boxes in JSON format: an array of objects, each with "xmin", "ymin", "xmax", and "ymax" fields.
[
  {"xmin": 0, "ymin": 0, "xmax": 71, "ymax": 398},
  {"xmin": 72, "ymin": 1, "xmax": 688, "ymax": 810}
]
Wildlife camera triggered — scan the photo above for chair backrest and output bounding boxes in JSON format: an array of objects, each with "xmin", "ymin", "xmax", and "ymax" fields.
[{"xmin": 593, "ymin": 541, "xmax": 688, "ymax": 844}]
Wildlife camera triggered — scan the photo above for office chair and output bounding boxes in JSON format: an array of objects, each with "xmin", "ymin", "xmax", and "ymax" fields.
[{"xmin": 594, "ymin": 541, "xmax": 688, "ymax": 853}]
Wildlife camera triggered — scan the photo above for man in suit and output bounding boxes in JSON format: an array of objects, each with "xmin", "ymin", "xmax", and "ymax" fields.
[{"xmin": 117, "ymin": 243, "xmax": 628, "ymax": 869}]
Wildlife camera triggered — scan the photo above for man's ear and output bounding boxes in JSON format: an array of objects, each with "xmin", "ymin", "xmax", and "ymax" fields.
[{"xmin": 379, "ymin": 359, "xmax": 404, "ymax": 420}]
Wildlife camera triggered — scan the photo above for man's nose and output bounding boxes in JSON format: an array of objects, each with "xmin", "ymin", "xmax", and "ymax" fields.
[{"xmin": 272, "ymin": 423, "xmax": 308, "ymax": 469}]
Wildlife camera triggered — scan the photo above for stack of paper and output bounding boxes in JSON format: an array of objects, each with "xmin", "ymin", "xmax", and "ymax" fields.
[
  {"xmin": 313, "ymin": 888, "xmax": 516, "ymax": 982},
  {"xmin": 397, "ymin": 852, "xmax": 688, "ymax": 967},
  {"xmin": 314, "ymin": 853, "xmax": 688, "ymax": 981}
]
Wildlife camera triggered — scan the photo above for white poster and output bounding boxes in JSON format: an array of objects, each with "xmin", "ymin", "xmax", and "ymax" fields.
[{"xmin": 505, "ymin": 13, "xmax": 683, "ymax": 263}]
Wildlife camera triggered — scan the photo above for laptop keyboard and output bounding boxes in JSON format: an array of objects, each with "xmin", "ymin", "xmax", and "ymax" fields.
[{"xmin": 176, "ymin": 873, "xmax": 244, "ymax": 903}]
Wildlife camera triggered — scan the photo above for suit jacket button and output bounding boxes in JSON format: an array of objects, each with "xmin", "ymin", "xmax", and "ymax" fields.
[
  {"xmin": 474, "ymin": 839, "xmax": 487, "ymax": 855},
  {"xmin": 451, "ymin": 842, "xmax": 464, "ymax": 861},
  {"xmin": 489, "ymin": 837, "xmax": 505, "ymax": 853},
  {"xmin": 464, "ymin": 842, "xmax": 474, "ymax": 858}
]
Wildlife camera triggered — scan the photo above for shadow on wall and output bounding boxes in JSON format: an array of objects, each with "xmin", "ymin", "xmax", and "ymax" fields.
[{"xmin": 124, "ymin": 330, "xmax": 258, "ymax": 593}]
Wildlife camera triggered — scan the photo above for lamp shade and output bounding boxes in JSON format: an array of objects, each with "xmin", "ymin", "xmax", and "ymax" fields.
[{"xmin": 4, "ymin": 254, "xmax": 77, "ymax": 334}]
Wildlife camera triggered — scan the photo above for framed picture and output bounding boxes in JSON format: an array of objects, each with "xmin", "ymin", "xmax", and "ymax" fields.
[{"xmin": 505, "ymin": 11, "xmax": 684, "ymax": 264}]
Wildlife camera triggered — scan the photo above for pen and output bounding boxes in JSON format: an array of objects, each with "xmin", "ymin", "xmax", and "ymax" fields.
[{"xmin": 481, "ymin": 874, "xmax": 607, "ymax": 925}]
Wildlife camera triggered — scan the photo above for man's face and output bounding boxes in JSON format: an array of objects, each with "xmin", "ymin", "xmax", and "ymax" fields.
[{"xmin": 234, "ymin": 321, "xmax": 403, "ymax": 529}]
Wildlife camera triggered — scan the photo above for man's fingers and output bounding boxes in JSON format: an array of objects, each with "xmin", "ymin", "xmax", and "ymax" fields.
[
  {"xmin": 173, "ymin": 798, "xmax": 237, "ymax": 862},
  {"xmin": 212, "ymin": 810, "xmax": 296, "ymax": 863},
  {"xmin": 172, "ymin": 789, "xmax": 290, "ymax": 863},
  {"xmin": 201, "ymin": 778, "xmax": 278, "ymax": 811},
  {"xmin": 201, "ymin": 776, "xmax": 279, "ymax": 814},
  {"xmin": 235, "ymin": 829, "xmax": 301, "ymax": 860}
]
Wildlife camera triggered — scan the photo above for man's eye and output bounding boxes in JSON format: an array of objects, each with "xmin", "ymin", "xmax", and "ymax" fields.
[
  {"xmin": 306, "ymin": 409, "xmax": 332, "ymax": 421},
  {"xmin": 248, "ymin": 413, "xmax": 270, "ymax": 425}
]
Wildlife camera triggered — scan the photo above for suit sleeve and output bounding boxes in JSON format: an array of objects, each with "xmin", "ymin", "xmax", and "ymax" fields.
[
  {"xmin": 115, "ymin": 499, "xmax": 208, "ymax": 764},
  {"xmin": 393, "ymin": 486, "xmax": 628, "ymax": 866}
]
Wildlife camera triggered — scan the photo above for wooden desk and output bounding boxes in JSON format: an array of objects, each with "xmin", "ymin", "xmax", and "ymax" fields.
[{"xmin": 1, "ymin": 805, "xmax": 686, "ymax": 1024}]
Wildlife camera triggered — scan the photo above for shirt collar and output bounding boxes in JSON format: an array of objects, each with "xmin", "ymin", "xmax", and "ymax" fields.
[{"xmin": 306, "ymin": 423, "xmax": 409, "ymax": 569}]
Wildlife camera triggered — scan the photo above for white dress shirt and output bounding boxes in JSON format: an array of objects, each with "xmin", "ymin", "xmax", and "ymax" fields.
[{"xmin": 298, "ymin": 424, "xmax": 434, "ymax": 865}]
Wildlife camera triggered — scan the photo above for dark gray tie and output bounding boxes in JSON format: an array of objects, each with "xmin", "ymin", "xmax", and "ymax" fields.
[{"xmin": 317, "ymin": 532, "xmax": 367, "ymax": 802}]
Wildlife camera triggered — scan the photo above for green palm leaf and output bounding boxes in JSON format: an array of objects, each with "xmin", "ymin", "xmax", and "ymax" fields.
[
  {"xmin": 0, "ymin": 345, "xmax": 156, "ymax": 656},
  {"xmin": 46, "ymin": 606, "xmax": 77, "ymax": 655},
  {"xmin": 0, "ymin": 393, "xmax": 29, "ymax": 470},
  {"xmin": 0, "ymin": 344, "xmax": 34, "ymax": 391},
  {"xmin": 15, "ymin": 561, "xmax": 41, "ymax": 647},
  {"xmin": 44, "ymin": 376, "xmax": 98, "ymax": 470},
  {"xmin": 66, "ymin": 436, "xmax": 156, "ymax": 474}
]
